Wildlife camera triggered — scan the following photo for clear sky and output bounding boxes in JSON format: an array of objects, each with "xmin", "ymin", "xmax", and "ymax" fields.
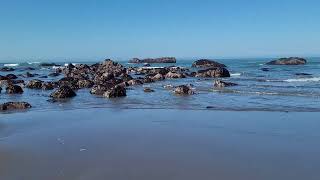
[{"xmin": 0, "ymin": 0, "xmax": 319, "ymax": 61}]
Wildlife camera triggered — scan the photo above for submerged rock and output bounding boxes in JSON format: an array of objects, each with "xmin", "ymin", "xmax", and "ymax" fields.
[
  {"xmin": 192, "ymin": 59, "xmax": 226, "ymax": 68},
  {"xmin": 127, "ymin": 79, "xmax": 143, "ymax": 86},
  {"xmin": 50, "ymin": 86, "xmax": 76, "ymax": 98},
  {"xmin": 40, "ymin": 63, "xmax": 60, "ymax": 67},
  {"xmin": 129, "ymin": 57, "xmax": 176, "ymax": 63},
  {"xmin": 266, "ymin": 57, "xmax": 307, "ymax": 65},
  {"xmin": 295, "ymin": 73, "xmax": 312, "ymax": 76},
  {"xmin": 103, "ymin": 85, "xmax": 126, "ymax": 98},
  {"xmin": 0, "ymin": 67, "xmax": 15, "ymax": 72},
  {"xmin": 0, "ymin": 102, "xmax": 32, "ymax": 111},
  {"xmin": 174, "ymin": 85, "xmax": 194, "ymax": 95},
  {"xmin": 6, "ymin": 74, "xmax": 18, "ymax": 80},
  {"xmin": 6, "ymin": 85, "xmax": 24, "ymax": 94},
  {"xmin": 0, "ymin": 87, "xmax": 2, "ymax": 93},
  {"xmin": 214, "ymin": 80, "xmax": 238, "ymax": 88},
  {"xmin": 144, "ymin": 87, "xmax": 155, "ymax": 93},
  {"xmin": 196, "ymin": 67, "xmax": 230, "ymax": 78}
]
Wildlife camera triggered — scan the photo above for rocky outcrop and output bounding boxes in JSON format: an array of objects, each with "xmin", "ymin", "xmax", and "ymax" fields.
[
  {"xmin": 152, "ymin": 73, "xmax": 165, "ymax": 81},
  {"xmin": 196, "ymin": 67, "xmax": 230, "ymax": 78},
  {"xmin": 0, "ymin": 102, "xmax": 31, "ymax": 111},
  {"xmin": 26, "ymin": 79, "xmax": 43, "ymax": 89},
  {"xmin": 77, "ymin": 79, "xmax": 94, "ymax": 89},
  {"xmin": 266, "ymin": 57, "xmax": 307, "ymax": 65},
  {"xmin": 50, "ymin": 86, "xmax": 76, "ymax": 98},
  {"xmin": 192, "ymin": 59, "xmax": 226, "ymax": 68},
  {"xmin": 129, "ymin": 57, "xmax": 176, "ymax": 64},
  {"xmin": 42, "ymin": 82, "xmax": 55, "ymax": 90},
  {"xmin": 103, "ymin": 85, "xmax": 126, "ymax": 98},
  {"xmin": 174, "ymin": 85, "xmax": 194, "ymax": 95},
  {"xmin": 6, "ymin": 85, "xmax": 23, "ymax": 94},
  {"xmin": 40, "ymin": 63, "xmax": 60, "ymax": 67},
  {"xmin": 214, "ymin": 80, "xmax": 238, "ymax": 88},
  {"xmin": 165, "ymin": 72, "xmax": 186, "ymax": 79}
]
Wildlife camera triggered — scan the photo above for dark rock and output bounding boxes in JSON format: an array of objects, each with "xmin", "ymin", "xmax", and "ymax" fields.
[
  {"xmin": 143, "ymin": 63, "xmax": 151, "ymax": 67},
  {"xmin": 120, "ymin": 73, "xmax": 133, "ymax": 82},
  {"xmin": 57, "ymin": 77, "xmax": 78, "ymax": 89},
  {"xmin": 40, "ymin": 63, "xmax": 60, "ymax": 67},
  {"xmin": 39, "ymin": 76, "xmax": 48, "ymax": 78},
  {"xmin": 266, "ymin": 57, "xmax": 307, "ymax": 65},
  {"xmin": 0, "ymin": 67, "xmax": 15, "ymax": 72},
  {"xmin": 174, "ymin": 85, "xmax": 194, "ymax": 95},
  {"xmin": 295, "ymin": 73, "xmax": 312, "ymax": 76},
  {"xmin": 261, "ymin": 68, "xmax": 270, "ymax": 72},
  {"xmin": 165, "ymin": 72, "xmax": 186, "ymax": 79},
  {"xmin": 129, "ymin": 57, "xmax": 176, "ymax": 64},
  {"xmin": 103, "ymin": 85, "xmax": 126, "ymax": 98},
  {"xmin": 26, "ymin": 79, "xmax": 43, "ymax": 89},
  {"xmin": 143, "ymin": 76, "xmax": 155, "ymax": 83},
  {"xmin": 214, "ymin": 80, "xmax": 238, "ymax": 88},
  {"xmin": 90, "ymin": 83, "xmax": 114, "ymax": 95},
  {"xmin": 42, "ymin": 82, "xmax": 55, "ymax": 90},
  {"xmin": 6, "ymin": 74, "xmax": 18, "ymax": 79},
  {"xmin": 196, "ymin": 67, "xmax": 230, "ymax": 78},
  {"xmin": 50, "ymin": 86, "xmax": 76, "ymax": 98},
  {"xmin": 152, "ymin": 73, "xmax": 165, "ymax": 81},
  {"xmin": 48, "ymin": 72, "xmax": 60, "ymax": 77},
  {"xmin": 0, "ymin": 87, "xmax": 2, "ymax": 93},
  {"xmin": 0, "ymin": 102, "xmax": 31, "ymax": 111},
  {"xmin": 23, "ymin": 72, "xmax": 37, "ymax": 78},
  {"xmin": 6, "ymin": 85, "xmax": 23, "ymax": 94},
  {"xmin": 77, "ymin": 79, "xmax": 94, "ymax": 89},
  {"xmin": 11, "ymin": 80, "xmax": 25, "ymax": 84},
  {"xmin": 192, "ymin": 59, "xmax": 226, "ymax": 68},
  {"xmin": 127, "ymin": 79, "xmax": 143, "ymax": 86},
  {"xmin": 144, "ymin": 87, "xmax": 154, "ymax": 93}
]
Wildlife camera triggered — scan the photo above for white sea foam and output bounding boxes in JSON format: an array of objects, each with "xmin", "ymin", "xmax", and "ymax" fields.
[
  {"xmin": 27, "ymin": 62, "xmax": 40, "ymax": 65},
  {"xmin": 4, "ymin": 63, "xmax": 19, "ymax": 67},
  {"xmin": 284, "ymin": 77, "xmax": 320, "ymax": 82},
  {"xmin": 64, "ymin": 63, "xmax": 78, "ymax": 67},
  {"xmin": 231, "ymin": 73, "xmax": 241, "ymax": 77}
]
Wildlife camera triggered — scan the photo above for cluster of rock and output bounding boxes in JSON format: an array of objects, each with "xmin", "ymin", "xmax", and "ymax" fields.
[
  {"xmin": 129, "ymin": 57, "xmax": 176, "ymax": 64},
  {"xmin": 1, "ymin": 56, "xmax": 309, "ymax": 112}
]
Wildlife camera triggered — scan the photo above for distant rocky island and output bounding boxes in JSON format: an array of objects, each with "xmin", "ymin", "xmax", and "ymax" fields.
[
  {"xmin": 266, "ymin": 57, "xmax": 307, "ymax": 65},
  {"xmin": 129, "ymin": 57, "xmax": 176, "ymax": 63}
]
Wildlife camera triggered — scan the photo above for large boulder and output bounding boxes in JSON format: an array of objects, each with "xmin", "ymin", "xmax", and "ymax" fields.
[
  {"xmin": 50, "ymin": 86, "xmax": 76, "ymax": 98},
  {"xmin": 196, "ymin": 67, "xmax": 230, "ymax": 78},
  {"xmin": 103, "ymin": 85, "xmax": 126, "ymax": 98},
  {"xmin": 152, "ymin": 73, "xmax": 165, "ymax": 81},
  {"xmin": 127, "ymin": 79, "xmax": 143, "ymax": 86},
  {"xmin": 77, "ymin": 79, "xmax": 94, "ymax": 89},
  {"xmin": 0, "ymin": 102, "xmax": 32, "ymax": 111},
  {"xmin": 192, "ymin": 59, "xmax": 226, "ymax": 68},
  {"xmin": 266, "ymin": 57, "xmax": 307, "ymax": 65},
  {"xmin": 6, "ymin": 85, "xmax": 23, "ymax": 94},
  {"xmin": 214, "ymin": 80, "xmax": 238, "ymax": 88},
  {"xmin": 129, "ymin": 57, "xmax": 176, "ymax": 63},
  {"xmin": 42, "ymin": 82, "xmax": 55, "ymax": 90},
  {"xmin": 174, "ymin": 85, "xmax": 194, "ymax": 95},
  {"xmin": 90, "ymin": 83, "xmax": 115, "ymax": 95}
]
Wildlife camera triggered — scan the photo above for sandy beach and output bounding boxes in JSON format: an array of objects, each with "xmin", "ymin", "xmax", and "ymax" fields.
[{"xmin": 1, "ymin": 109, "xmax": 319, "ymax": 180}]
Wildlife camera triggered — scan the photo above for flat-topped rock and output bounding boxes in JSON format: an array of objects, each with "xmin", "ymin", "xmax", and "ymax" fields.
[
  {"xmin": 129, "ymin": 57, "xmax": 176, "ymax": 64},
  {"xmin": 266, "ymin": 57, "xmax": 307, "ymax": 65},
  {"xmin": 192, "ymin": 59, "xmax": 227, "ymax": 68}
]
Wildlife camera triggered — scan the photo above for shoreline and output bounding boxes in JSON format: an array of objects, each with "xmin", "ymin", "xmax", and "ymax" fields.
[{"xmin": 1, "ymin": 109, "xmax": 320, "ymax": 180}]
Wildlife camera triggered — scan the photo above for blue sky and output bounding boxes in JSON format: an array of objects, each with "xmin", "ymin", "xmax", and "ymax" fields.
[{"xmin": 0, "ymin": 0, "xmax": 319, "ymax": 61}]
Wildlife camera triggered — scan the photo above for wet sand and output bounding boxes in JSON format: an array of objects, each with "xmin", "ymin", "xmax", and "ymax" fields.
[{"xmin": 0, "ymin": 109, "xmax": 320, "ymax": 180}]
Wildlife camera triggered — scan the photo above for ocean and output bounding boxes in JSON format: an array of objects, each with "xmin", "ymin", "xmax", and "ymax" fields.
[{"xmin": 1, "ymin": 57, "xmax": 320, "ymax": 112}]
